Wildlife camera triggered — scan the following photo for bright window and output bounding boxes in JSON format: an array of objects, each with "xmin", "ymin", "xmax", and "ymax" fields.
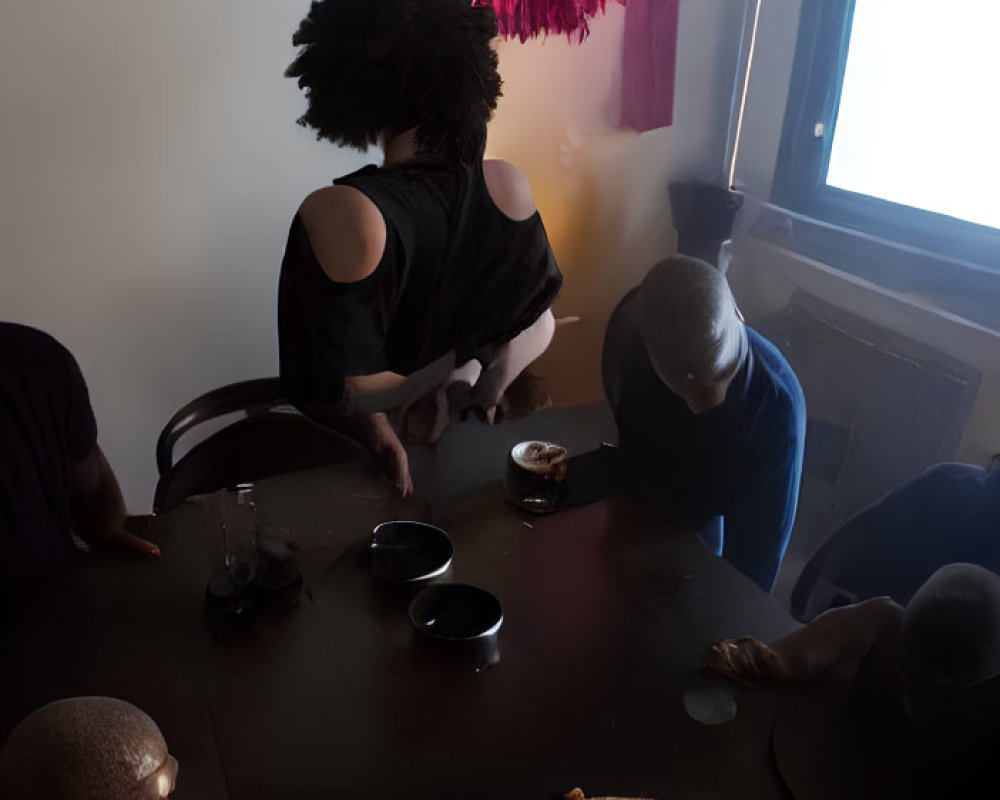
[
  {"xmin": 827, "ymin": 0, "xmax": 1000, "ymax": 230},
  {"xmin": 771, "ymin": 0, "xmax": 1000, "ymax": 274}
]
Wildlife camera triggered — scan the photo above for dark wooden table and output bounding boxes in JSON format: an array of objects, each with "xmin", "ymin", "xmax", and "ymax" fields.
[{"xmin": 1, "ymin": 407, "xmax": 800, "ymax": 800}]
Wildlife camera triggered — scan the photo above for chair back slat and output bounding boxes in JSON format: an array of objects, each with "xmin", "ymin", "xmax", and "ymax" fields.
[{"xmin": 155, "ymin": 378, "xmax": 283, "ymax": 477}]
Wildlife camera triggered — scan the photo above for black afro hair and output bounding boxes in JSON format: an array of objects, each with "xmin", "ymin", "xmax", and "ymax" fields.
[{"xmin": 286, "ymin": 0, "xmax": 503, "ymax": 163}]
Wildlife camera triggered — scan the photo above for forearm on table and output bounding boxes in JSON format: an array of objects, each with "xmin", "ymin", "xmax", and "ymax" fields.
[
  {"xmin": 298, "ymin": 401, "xmax": 387, "ymax": 447},
  {"xmin": 345, "ymin": 352, "xmax": 456, "ymax": 414},
  {"xmin": 298, "ymin": 402, "xmax": 412, "ymax": 494},
  {"xmin": 772, "ymin": 597, "xmax": 903, "ymax": 677},
  {"xmin": 71, "ymin": 445, "xmax": 127, "ymax": 541},
  {"xmin": 70, "ymin": 445, "xmax": 161, "ymax": 557}
]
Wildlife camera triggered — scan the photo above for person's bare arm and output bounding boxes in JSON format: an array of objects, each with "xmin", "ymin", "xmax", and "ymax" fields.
[
  {"xmin": 345, "ymin": 351, "xmax": 457, "ymax": 415},
  {"xmin": 704, "ymin": 597, "xmax": 904, "ymax": 684},
  {"xmin": 302, "ymin": 352, "xmax": 458, "ymax": 494},
  {"xmin": 71, "ymin": 445, "xmax": 160, "ymax": 557},
  {"xmin": 482, "ymin": 159, "xmax": 537, "ymax": 222},
  {"xmin": 451, "ymin": 161, "xmax": 555, "ymax": 422},
  {"xmin": 295, "ymin": 186, "xmax": 418, "ymax": 495},
  {"xmin": 299, "ymin": 184, "xmax": 386, "ymax": 284},
  {"xmin": 297, "ymin": 402, "xmax": 413, "ymax": 497}
]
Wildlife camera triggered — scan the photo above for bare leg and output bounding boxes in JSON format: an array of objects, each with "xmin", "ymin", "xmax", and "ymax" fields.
[
  {"xmin": 497, "ymin": 368, "xmax": 553, "ymax": 420},
  {"xmin": 467, "ymin": 309, "xmax": 556, "ymax": 423},
  {"xmin": 401, "ymin": 359, "xmax": 484, "ymax": 445},
  {"xmin": 451, "ymin": 359, "xmax": 484, "ymax": 386},
  {"xmin": 401, "ymin": 308, "xmax": 555, "ymax": 439}
]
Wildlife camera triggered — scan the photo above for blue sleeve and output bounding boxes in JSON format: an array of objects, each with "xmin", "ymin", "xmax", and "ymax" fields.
[
  {"xmin": 722, "ymin": 382, "xmax": 807, "ymax": 592},
  {"xmin": 601, "ymin": 289, "xmax": 642, "ymax": 416}
]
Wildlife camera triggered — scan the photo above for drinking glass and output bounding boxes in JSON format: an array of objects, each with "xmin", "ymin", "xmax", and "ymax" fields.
[{"xmin": 208, "ymin": 483, "xmax": 259, "ymax": 589}]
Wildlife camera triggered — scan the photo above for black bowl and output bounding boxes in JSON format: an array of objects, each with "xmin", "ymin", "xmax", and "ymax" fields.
[
  {"xmin": 370, "ymin": 521, "xmax": 453, "ymax": 583},
  {"xmin": 408, "ymin": 583, "xmax": 503, "ymax": 642}
]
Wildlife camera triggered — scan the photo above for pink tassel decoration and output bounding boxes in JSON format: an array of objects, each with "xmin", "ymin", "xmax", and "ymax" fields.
[{"xmin": 473, "ymin": 0, "xmax": 622, "ymax": 43}]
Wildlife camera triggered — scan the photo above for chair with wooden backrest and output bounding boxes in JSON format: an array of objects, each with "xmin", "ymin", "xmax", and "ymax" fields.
[{"xmin": 153, "ymin": 378, "xmax": 371, "ymax": 514}]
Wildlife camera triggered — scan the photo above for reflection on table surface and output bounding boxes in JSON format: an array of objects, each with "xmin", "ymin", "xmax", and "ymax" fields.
[{"xmin": 1, "ymin": 407, "xmax": 800, "ymax": 800}]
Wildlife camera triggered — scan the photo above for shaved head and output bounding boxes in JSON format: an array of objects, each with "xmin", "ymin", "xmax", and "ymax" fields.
[
  {"xmin": 0, "ymin": 697, "xmax": 178, "ymax": 799},
  {"xmin": 902, "ymin": 563, "xmax": 1000, "ymax": 691},
  {"xmin": 637, "ymin": 255, "xmax": 746, "ymax": 413}
]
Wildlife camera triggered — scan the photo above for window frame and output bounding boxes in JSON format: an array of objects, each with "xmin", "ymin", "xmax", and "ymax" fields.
[{"xmin": 770, "ymin": 0, "xmax": 1000, "ymax": 272}]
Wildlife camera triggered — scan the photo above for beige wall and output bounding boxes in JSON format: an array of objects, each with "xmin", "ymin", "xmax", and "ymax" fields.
[
  {"xmin": 489, "ymin": 1, "xmax": 744, "ymax": 405},
  {"xmin": 1, "ymin": 1, "xmax": 745, "ymax": 510}
]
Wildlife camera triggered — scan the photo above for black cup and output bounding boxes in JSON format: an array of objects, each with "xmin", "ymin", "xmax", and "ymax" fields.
[{"xmin": 370, "ymin": 521, "xmax": 454, "ymax": 583}]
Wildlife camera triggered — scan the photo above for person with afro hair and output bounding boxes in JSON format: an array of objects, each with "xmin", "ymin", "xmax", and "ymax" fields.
[{"xmin": 278, "ymin": 0, "xmax": 563, "ymax": 495}]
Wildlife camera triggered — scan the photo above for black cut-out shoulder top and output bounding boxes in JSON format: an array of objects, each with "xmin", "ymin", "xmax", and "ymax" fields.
[{"xmin": 278, "ymin": 160, "xmax": 562, "ymax": 408}]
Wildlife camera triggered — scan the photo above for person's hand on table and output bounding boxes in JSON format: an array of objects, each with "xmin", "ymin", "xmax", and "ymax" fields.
[
  {"xmin": 565, "ymin": 788, "xmax": 656, "ymax": 800},
  {"xmin": 72, "ymin": 521, "xmax": 161, "ymax": 558},
  {"xmin": 295, "ymin": 400, "xmax": 415, "ymax": 497},
  {"xmin": 100, "ymin": 523, "xmax": 161, "ymax": 558},
  {"xmin": 365, "ymin": 411, "xmax": 414, "ymax": 497},
  {"xmin": 706, "ymin": 598, "xmax": 905, "ymax": 686},
  {"xmin": 703, "ymin": 636, "xmax": 795, "ymax": 685},
  {"xmin": 71, "ymin": 444, "xmax": 162, "ymax": 559},
  {"xmin": 373, "ymin": 433, "xmax": 414, "ymax": 497}
]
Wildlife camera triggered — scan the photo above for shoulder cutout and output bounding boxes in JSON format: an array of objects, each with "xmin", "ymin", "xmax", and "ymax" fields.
[
  {"xmin": 298, "ymin": 185, "xmax": 387, "ymax": 284},
  {"xmin": 482, "ymin": 159, "xmax": 537, "ymax": 222}
]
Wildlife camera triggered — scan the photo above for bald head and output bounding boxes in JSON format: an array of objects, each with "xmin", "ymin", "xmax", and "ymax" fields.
[
  {"xmin": 0, "ymin": 697, "xmax": 178, "ymax": 799},
  {"xmin": 637, "ymin": 255, "xmax": 746, "ymax": 413},
  {"xmin": 902, "ymin": 563, "xmax": 1000, "ymax": 692}
]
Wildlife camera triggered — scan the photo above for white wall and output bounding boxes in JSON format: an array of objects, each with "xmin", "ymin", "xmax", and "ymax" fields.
[
  {"xmin": 1, "ymin": 0, "xmax": 746, "ymax": 511},
  {"xmin": 1, "ymin": 1, "xmax": 367, "ymax": 510}
]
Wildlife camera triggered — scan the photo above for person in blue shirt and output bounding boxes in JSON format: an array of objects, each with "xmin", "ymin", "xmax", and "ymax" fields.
[
  {"xmin": 791, "ymin": 458, "xmax": 1000, "ymax": 620},
  {"xmin": 602, "ymin": 255, "xmax": 806, "ymax": 591}
]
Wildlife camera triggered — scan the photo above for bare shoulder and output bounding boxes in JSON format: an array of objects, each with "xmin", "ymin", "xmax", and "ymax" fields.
[
  {"xmin": 298, "ymin": 185, "xmax": 387, "ymax": 284},
  {"xmin": 482, "ymin": 159, "xmax": 537, "ymax": 221}
]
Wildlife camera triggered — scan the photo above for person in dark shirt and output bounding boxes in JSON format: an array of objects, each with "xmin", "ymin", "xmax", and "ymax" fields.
[
  {"xmin": 602, "ymin": 255, "xmax": 806, "ymax": 591},
  {"xmin": 0, "ymin": 323, "xmax": 159, "ymax": 585},
  {"xmin": 706, "ymin": 563, "xmax": 1000, "ymax": 799},
  {"xmin": 792, "ymin": 458, "xmax": 1000, "ymax": 620},
  {"xmin": 278, "ymin": 0, "xmax": 561, "ymax": 497}
]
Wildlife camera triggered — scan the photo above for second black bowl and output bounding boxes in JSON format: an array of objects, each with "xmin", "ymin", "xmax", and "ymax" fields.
[
  {"xmin": 370, "ymin": 520, "xmax": 453, "ymax": 583},
  {"xmin": 408, "ymin": 583, "xmax": 503, "ymax": 642}
]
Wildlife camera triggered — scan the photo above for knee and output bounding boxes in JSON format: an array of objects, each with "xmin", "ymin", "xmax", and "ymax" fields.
[{"xmin": 534, "ymin": 308, "xmax": 556, "ymax": 350}]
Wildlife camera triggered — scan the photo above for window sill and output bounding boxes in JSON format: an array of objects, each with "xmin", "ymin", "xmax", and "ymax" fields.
[
  {"xmin": 724, "ymin": 234, "xmax": 1000, "ymax": 375},
  {"xmin": 731, "ymin": 202, "xmax": 1000, "ymax": 336}
]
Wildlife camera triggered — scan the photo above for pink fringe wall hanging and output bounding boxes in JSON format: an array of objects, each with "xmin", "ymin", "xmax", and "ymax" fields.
[
  {"xmin": 474, "ymin": 0, "xmax": 679, "ymax": 131},
  {"xmin": 473, "ymin": 0, "xmax": 619, "ymax": 43}
]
